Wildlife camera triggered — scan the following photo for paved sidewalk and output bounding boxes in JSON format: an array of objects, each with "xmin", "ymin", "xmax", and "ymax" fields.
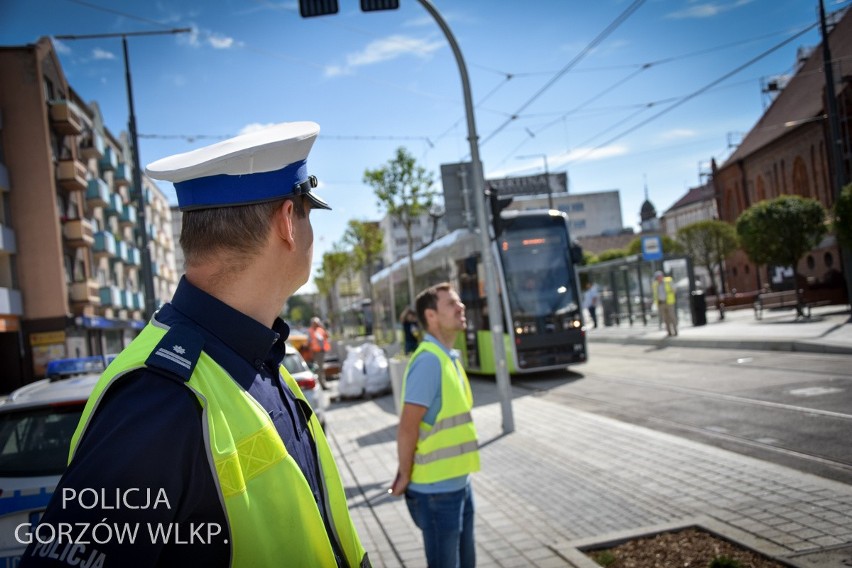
[
  {"xmin": 586, "ymin": 304, "xmax": 852, "ymax": 355},
  {"xmin": 326, "ymin": 304, "xmax": 852, "ymax": 567}
]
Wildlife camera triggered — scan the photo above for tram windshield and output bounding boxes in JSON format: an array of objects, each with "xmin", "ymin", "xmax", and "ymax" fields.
[{"xmin": 499, "ymin": 220, "xmax": 579, "ymax": 318}]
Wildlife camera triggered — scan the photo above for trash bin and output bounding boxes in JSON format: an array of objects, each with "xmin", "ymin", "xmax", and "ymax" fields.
[{"xmin": 691, "ymin": 290, "xmax": 707, "ymax": 326}]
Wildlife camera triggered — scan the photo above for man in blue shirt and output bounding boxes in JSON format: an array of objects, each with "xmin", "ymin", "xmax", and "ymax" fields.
[
  {"xmin": 390, "ymin": 283, "xmax": 479, "ymax": 568},
  {"xmin": 22, "ymin": 122, "xmax": 368, "ymax": 567}
]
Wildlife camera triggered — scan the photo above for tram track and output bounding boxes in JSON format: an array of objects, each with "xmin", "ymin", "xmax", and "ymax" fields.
[{"xmin": 513, "ymin": 373, "xmax": 852, "ymax": 479}]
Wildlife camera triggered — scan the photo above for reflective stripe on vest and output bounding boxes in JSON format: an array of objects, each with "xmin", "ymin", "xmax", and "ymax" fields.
[
  {"xmin": 70, "ymin": 322, "xmax": 368, "ymax": 568},
  {"xmin": 402, "ymin": 341, "xmax": 480, "ymax": 484}
]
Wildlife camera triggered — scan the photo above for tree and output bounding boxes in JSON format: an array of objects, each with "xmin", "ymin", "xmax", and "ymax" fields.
[
  {"xmin": 342, "ymin": 220, "xmax": 384, "ymax": 307},
  {"xmin": 363, "ymin": 147, "xmax": 437, "ymax": 306},
  {"xmin": 316, "ymin": 246, "xmax": 352, "ymax": 334},
  {"xmin": 736, "ymin": 195, "xmax": 827, "ymax": 313},
  {"xmin": 834, "ymin": 182, "xmax": 852, "ymax": 249},
  {"xmin": 676, "ymin": 220, "xmax": 739, "ymax": 295},
  {"xmin": 596, "ymin": 248, "xmax": 628, "ymax": 262},
  {"xmin": 284, "ymin": 294, "xmax": 316, "ymax": 326}
]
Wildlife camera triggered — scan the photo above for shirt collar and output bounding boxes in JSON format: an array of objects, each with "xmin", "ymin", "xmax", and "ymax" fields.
[
  {"xmin": 422, "ymin": 333, "xmax": 459, "ymax": 361},
  {"xmin": 168, "ymin": 276, "xmax": 290, "ymax": 369}
]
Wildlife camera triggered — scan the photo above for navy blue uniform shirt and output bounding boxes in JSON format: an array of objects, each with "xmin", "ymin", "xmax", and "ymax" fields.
[{"xmin": 22, "ymin": 277, "xmax": 336, "ymax": 567}]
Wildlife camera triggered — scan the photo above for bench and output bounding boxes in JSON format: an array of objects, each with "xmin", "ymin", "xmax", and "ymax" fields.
[{"xmin": 754, "ymin": 290, "xmax": 807, "ymax": 320}]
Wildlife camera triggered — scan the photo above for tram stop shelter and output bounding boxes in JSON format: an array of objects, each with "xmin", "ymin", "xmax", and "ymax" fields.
[{"xmin": 577, "ymin": 254, "xmax": 705, "ymax": 328}]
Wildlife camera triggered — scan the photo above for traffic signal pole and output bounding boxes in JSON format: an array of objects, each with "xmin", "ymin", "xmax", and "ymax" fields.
[{"xmin": 415, "ymin": 0, "xmax": 514, "ymax": 434}]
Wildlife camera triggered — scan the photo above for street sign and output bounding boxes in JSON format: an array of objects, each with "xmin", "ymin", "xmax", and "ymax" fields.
[
  {"xmin": 641, "ymin": 235, "xmax": 663, "ymax": 261},
  {"xmin": 361, "ymin": 0, "xmax": 399, "ymax": 10}
]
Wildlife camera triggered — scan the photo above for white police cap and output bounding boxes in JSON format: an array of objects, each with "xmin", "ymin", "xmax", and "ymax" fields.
[{"xmin": 145, "ymin": 121, "xmax": 330, "ymax": 211}]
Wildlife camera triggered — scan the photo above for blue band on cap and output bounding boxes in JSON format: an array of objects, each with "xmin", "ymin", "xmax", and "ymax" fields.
[{"xmin": 175, "ymin": 159, "xmax": 308, "ymax": 210}]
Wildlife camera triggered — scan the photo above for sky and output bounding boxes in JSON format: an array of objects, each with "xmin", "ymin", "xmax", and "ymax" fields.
[{"xmin": 2, "ymin": 0, "xmax": 847, "ymax": 294}]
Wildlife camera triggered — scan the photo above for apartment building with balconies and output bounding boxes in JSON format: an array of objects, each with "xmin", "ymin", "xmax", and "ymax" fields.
[{"xmin": 0, "ymin": 37, "xmax": 178, "ymax": 390}]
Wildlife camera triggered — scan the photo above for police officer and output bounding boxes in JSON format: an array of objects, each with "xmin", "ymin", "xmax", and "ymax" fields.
[{"xmin": 22, "ymin": 122, "xmax": 369, "ymax": 567}]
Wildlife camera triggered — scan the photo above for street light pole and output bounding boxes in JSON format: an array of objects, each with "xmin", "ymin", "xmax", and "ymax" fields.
[
  {"xmin": 56, "ymin": 29, "xmax": 190, "ymax": 320},
  {"xmin": 818, "ymin": 0, "xmax": 852, "ymax": 306},
  {"xmin": 518, "ymin": 153, "xmax": 553, "ymax": 210},
  {"xmin": 415, "ymin": 0, "xmax": 514, "ymax": 434}
]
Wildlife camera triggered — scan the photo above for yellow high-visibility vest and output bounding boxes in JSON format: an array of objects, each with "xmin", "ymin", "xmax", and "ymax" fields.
[
  {"xmin": 70, "ymin": 322, "xmax": 368, "ymax": 567},
  {"xmin": 402, "ymin": 341, "xmax": 480, "ymax": 484}
]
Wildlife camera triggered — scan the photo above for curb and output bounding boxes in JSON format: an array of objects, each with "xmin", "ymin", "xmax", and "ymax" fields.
[{"xmin": 587, "ymin": 335, "xmax": 852, "ymax": 355}]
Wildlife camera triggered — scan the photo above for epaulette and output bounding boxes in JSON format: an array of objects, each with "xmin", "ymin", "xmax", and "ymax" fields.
[{"xmin": 144, "ymin": 324, "xmax": 205, "ymax": 382}]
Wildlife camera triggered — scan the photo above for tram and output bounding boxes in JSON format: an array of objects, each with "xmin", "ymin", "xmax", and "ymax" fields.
[{"xmin": 371, "ymin": 209, "xmax": 586, "ymax": 373}]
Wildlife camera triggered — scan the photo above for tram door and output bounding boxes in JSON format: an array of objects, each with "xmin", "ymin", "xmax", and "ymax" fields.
[{"xmin": 458, "ymin": 255, "xmax": 482, "ymax": 370}]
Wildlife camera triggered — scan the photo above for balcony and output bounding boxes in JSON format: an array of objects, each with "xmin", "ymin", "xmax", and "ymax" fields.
[
  {"xmin": 93, "ymin": 231, "xmax": 116, "ymax": 258},
  {"xmin": 126, "ymin": 246, "xmax": 141, "ymax": 267},
  {"xmin": 0, "ymin": 224, "xmax": 16, "ymax": 255},
  {"xmin": 114, "ymin": 240, "xmax": 129, "ymax": 264},
  {"xmin": 120, "ymin": 204, "xmax": 137, "ymax": 228},
  {"xmin": 99, "ymin": 285, "xmax": 122, "ymax": 308},
  {"xmin": 114, "ymin": 163, "xmax": 131, "ymax": 187},
  {"xmin": 57, "ymin": 159, "xmax": 88, "ymax": 192},
  {"xmin": 105, "ymin": 192, "xmax": 124, "ymax": 216},
  {"xmin": 86, "ymin": 178, "xmax": 110, "ymax": 208},
  {"xmin": 49, "ymin": 99, "xmax": 83, "ymax": 136},
  {"xmin": 0, "ymin": 161, "xmax": 9, "ymax": 193},
  {"xmin": 70, "ymin": 280, "xmax": 100, "ymax": 304},
  {"xmin": 80, "ymin": 131, "xmax": 105, "ymax": 160},
  {"xmin": 62, "ymin": 218, "xmax": 95, "ymax": 248},
  {"xmin": 0, "ymin": 287, "xmax": 23, "ymax": 316},
  {"xmin": 99, "ymin": 146, "xmax": 118, "ymax": 172}
]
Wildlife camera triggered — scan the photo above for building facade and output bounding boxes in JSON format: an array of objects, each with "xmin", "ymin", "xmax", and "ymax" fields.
[
  {"xmin": 712, "ymin": 8, "xmax": 850, "ymax": 297},
  {"xmin": 660, "ymin": 182, "xmax": 718, "ymax": 237},
  {"xmin": 0, "ymin": 37, "xmax": 178, "ymax": 389}
]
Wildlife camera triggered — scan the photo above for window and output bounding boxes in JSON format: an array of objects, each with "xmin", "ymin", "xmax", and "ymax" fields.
[
  {"xmin": 572, "ymin": 219, "xmax": 586, "ymax": 229},
  {"xmin": 806, "ymin": 255, "xmax": 815, "ymax": 270},
  {"xmin": 824, "ymin": 252, "xmax": 834, "ymax": 268},
  {"xmin": 571, "ymin": 202, "xmax": 584, "ymax": 212}
]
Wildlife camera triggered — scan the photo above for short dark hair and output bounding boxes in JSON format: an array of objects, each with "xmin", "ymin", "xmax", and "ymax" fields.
[
  {"xmin": 180, "ymin": 196, "xmax": 307, "ymax": 269},
  {"xmin": 414, "ymin": 282, "xmax": 452, "ymax": 330}
]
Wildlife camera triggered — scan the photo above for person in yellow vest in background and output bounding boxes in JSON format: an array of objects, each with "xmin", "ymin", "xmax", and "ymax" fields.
[
  {"xmin": 309, "ymin": 316, "xmax": 331, "ymax": 389},
  {"xmin": 390, "ymin": 282, "xmax": 480, "ymax": 568},
  {"xmin": 654, "ymin": 270, "xmax": 678, "ymax": 337},
  {"xmin": 22, "ymin": 122, "xmax": 369, "ymax": 567}
]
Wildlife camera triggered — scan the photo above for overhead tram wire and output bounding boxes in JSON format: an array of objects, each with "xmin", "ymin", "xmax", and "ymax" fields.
[
  {"xmin": 561, "ymin": 21, "xmax": 819, "ymax": 169},
  {"xmin": 491, "ymin": 21, "xmax": 820, "ymax": 170},
  {"xmin": 479, "ymin": 0, "xmax": 646, "ymax": 149}
]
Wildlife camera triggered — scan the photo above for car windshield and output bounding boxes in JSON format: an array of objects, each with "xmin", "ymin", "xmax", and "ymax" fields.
[
  {"xmin": 282, "ymin": 352, "xmax": 310, "ymax": 375},
  {"xmin": 0, "ymin": 404, "xmax": 84, "ymax": 476}
]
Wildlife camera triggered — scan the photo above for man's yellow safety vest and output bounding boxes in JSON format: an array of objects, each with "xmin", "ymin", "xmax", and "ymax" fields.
[
  {"xmin": 70, "ymin": 322, "xmax": 368, "ymax": 567},
  {"xmin": 402, "ymin": 341, "xmax": 480, "ymax": 484}
]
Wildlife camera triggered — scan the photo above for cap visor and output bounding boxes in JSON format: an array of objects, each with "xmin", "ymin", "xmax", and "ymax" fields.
[{"xmin": 305, "ymin": 191, "xmax": 331, "ymax": 210}]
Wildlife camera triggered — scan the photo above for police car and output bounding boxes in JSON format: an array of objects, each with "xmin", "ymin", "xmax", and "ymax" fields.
[
  {"xmin": 0, "ymin": 356, "xmax": 104, "ymax": 564},
  {"xmin": 282, "ymin": 343, "xmax": 329, "ymax": 428}
]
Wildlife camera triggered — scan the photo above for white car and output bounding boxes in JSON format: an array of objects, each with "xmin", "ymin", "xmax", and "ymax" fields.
[
  {"xmin": 0, "ymin": 356, "xmax": 104, "ymax": 564},
  {"xmin": 282, "ymin": 343, "xmax": 329, "ymax": 429}
]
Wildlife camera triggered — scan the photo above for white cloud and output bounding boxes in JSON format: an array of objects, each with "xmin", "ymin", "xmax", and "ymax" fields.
[
  {"xmin": 238, "ymin": 122, "xmax": 278, "ymax": 136},
  {"xmin": 660, "ymin": 128, "xmax": 697, "ymax": 140},
  {"xmin": 666, "ymin": 0, "xmax": 754, "ymax": 19},
  {"xmin": 208, "ymin": 34, "xmax": 235, "ymax": 49},
  {"xmin": 92, "ymin": 48, "xmax": 116, "ymax": 60},
  {"xmin": 324, "ymin": 35, "xmax": 444, "ymax": 77},
  {"xmin": 52, "ymin": 38, "xmax": 71, "ymax": 55}
]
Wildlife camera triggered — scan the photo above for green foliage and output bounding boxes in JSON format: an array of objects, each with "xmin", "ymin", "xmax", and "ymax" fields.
[
  {"xmin": 626, "ymin": 234, "xmax": 683, "ymax": 256},
  {"xmin": 676, "ymin": 220, "xmax": 739, "ymax": 294},
  {"xmin": 834, "ymin": 182, "xmax": 852, "ymax": 249},
  {"xmin": 582, "ymin": 250, "xmax": 598, "ymax": 266},
  {"xmin": 736, "ymin": 195, "xmax": 827, "ymax": 273},
  {"xmin": 709, "ymin": 556, "xmax": 742, "ymax": 568},
  {"xmin": 285, "ymin": 295, "xmax": 315, "ymax": 326},
  {"xmin": 591, "ymin": 550, "xmax": 616, "ymax": 567},
  {"xmin": 597, "ymin": 248, "xmax": 628, "ymax": 262}
]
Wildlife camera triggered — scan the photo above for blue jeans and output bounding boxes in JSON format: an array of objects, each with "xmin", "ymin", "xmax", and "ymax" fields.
[{"xmin": 405, "ymin": 485, "xmax": 475, "ymax": 568}]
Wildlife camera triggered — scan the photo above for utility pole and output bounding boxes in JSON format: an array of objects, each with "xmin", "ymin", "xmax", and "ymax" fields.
[
  {"xmin": 518, "ymin": 153, "xmax": 553, "ymax": 209},
  {"xmin": 818, "ymin": 0, "xmax": 852, "ymax": 306},
  {"xmin": 56, "ymin": 29, "xmax": 190, "ymax": 319}
]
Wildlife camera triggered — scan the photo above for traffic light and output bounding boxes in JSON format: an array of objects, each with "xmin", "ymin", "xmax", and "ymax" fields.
[
  {"xmin": 486, "ymin": 186, "xmax": 513, "ymax": 238},
  {"xmin": 299, "ymin": 0, "xmax": 339, "ymax": 17},
  {"xmin": 361, "ymin": 0, "xmax": 399, "ymax": 10}
]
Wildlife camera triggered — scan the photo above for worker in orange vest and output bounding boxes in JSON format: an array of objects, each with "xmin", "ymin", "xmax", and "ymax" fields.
[{"xmin": 309, "ymin": 317, "xmax": 331, "ymax": 389}]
